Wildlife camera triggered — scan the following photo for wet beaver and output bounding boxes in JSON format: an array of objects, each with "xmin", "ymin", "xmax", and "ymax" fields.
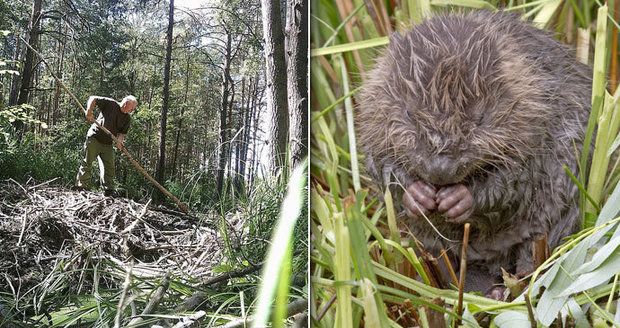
[{"xmin": 356, "ymin": 11, "xmax": 592, "ymax": 294}]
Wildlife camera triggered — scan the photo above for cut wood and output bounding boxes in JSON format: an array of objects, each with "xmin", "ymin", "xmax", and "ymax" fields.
[
  {"xmin": 128, "ymin": 273, "xmax": 172, "ymax": 326},
  {"xmin": 0, "ymin": 180, "xmax": 222, "ymax": 298}
]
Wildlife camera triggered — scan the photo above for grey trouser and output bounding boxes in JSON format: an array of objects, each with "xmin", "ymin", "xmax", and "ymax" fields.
[{"xmin": 75, "ymin": 137, "xmax": 115, "ymax": 189}]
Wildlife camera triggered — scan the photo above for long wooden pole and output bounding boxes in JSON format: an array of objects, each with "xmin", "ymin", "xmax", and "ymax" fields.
[{"xmin": 20, "ymin": 37, "xmax": 189, "ymax": 214}]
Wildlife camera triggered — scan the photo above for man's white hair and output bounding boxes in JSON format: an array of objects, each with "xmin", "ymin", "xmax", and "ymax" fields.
[{"xmin": 121, "ymin": 95, "xmax": 138, "ymax": 106}]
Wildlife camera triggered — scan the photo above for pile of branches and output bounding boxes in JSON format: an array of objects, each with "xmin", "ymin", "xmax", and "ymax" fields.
[{"xmin": 0, "ymin": 179, "xmax": 229, "ymax": 311}]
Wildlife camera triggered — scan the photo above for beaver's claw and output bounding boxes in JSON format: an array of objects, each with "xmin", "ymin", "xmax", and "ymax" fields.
[
  {"xmin": 403, "ymin": 181, "xmax": 437, "ymax": 218},
  {"xmin": 437, "ymin": 184, "xmax": 473, "ymax": 223}
]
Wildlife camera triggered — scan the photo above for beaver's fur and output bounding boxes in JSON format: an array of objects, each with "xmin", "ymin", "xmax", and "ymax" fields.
[{"xmin": 356, "ymin": 11, "xmax": 592, "ymax": 292}]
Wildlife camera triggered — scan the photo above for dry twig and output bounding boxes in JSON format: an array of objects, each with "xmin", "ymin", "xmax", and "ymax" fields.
[{"xmin": 456, "ymin": 223, "xmax": 471, "ymax": 327}]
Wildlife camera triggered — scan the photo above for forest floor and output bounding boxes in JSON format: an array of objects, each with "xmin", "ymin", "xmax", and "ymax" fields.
[{"xmin": 0, "ymin": 178, "xmax": 247, "ymax": 325}]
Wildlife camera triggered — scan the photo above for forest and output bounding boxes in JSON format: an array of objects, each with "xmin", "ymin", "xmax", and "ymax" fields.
[{"xmin": 0, "ymin": 0, "xmax": 308, "ymax": 326}]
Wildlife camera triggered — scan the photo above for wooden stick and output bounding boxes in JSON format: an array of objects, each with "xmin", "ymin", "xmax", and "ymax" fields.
[
  {"xmin": 421, "ymin": 254, "xmax": 441, "ymax": 288},
  {"xmin": 456, "ymin": 223, "xmax": 471, "ymax": 327},
  {"xmin": 128, "ymin": 273, "xmax": 171, "ymax": 326},
  {"xmin": 316, "ymin": 294, "xmax": 337, "ymax": 321},
  {"xmin": 19, "ymin": 37, "xmax": 189, "ymax": 214},
  {"xmin": 114, "ymin": 261, "xmax": 134, "ymax": 328},
  {"xmin": 533, "ymin": 234, "xmax": 549, "ymax": 268},
  {"xmin": 440, "ymin": 248, "xmax": 459, "ymax": 287},
  {"xmin": 17, "ymin": 209, "xmax": 29, "ymax": 246},
  {"xmin": 427, "ymin": 255, "xmax": 447, "ymax": 289}
]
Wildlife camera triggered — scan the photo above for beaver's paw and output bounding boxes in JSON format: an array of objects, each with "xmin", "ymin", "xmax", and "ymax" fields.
[
  {"xmin": 403, "ymin": 181, "xmax": 437, "ymax": 218},
  {"xmin": 436, "ymin": 184, "xmax": 473, "ymax": 223}
]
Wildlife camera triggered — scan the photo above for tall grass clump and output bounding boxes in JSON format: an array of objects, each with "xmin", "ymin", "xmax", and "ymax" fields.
[
  {"xmin": 252, "ymin": 160, "xmax": 308, "ymax": 327},
  {"xmin": 311, "ymin": 0, "xmax": 620, "ymax": 326}
]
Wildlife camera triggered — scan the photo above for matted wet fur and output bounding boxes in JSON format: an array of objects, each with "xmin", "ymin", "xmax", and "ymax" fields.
[{"xmin": 356, "ymin": 11, "xmax": 591, "ymax": 293}]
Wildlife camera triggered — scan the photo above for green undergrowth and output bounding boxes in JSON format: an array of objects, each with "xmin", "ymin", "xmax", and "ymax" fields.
[{"xmin": 0, "ymin": 122, "xmax": 271, "ymax": 215}]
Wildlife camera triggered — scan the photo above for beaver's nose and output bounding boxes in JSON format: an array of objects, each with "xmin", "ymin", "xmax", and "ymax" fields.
[{"xmin": 426, "ymin": 155, "xmax": 458, "ymax": 185}]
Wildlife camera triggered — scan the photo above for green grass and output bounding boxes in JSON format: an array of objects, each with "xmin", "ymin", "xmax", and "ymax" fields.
[{"xmin": 311, "ymin": 0, "xmax": 620, "ymax": 327}]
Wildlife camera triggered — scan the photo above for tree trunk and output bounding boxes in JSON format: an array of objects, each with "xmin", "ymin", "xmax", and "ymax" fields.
[
  {"xmin": 156, "ymin": 0, "xmax": 174, "ymax": 194},
  {"xmin": 260, "ymin": 0, "xmax": 289, "ymax": 176},
  {"xmin": 17, "ymin": 0, "xmax": 42, "ymax": 107},
  {"xmin": 249, "ymin": 84, "xmax": 265, "ymax": 189},
  {"xmin": 146, "ymin": 72, "xmax": 155, "ymax": 169},
  {"xmin": 53, "ymin": 17, "xmax": 67, "ymax": 126},
  {"xmin": 286, "ymin": 0, "xmax": 308, "ymax": 168},
  {"xmin": 216, "ymin": 32, "xmax": 233, "ymax": 197},
  {"xmin": 146, "ymin": 122, "xmax": 151, "ymax": 168},
  {"xmin": 239, "ymin": 77, "xmax": 254, "ymax": 183},
  {"xmin": 226, "ymin": 81, "xmax": 236, "ymax": 198},
  {"xmin": 128, "ymin": 38, "xmax": 138, "ymax": 94},
  {"xmin": 172, "ymin": 52, "xmax": 191, "ymax": 179},
  {"xmin": 9, "ymin": 31, "xmax": 22, "ymax": 106},
  {"xmin": 235, "ymin": 78, "xmax": 246, "ymax": 190}
]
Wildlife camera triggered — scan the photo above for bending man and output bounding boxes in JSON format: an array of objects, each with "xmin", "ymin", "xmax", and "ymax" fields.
[{"xmin": 75, "ymin": 95, "xmax": 138, "ymax": 195}]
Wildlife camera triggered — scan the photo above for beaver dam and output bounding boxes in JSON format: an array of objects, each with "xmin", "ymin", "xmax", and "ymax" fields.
[{"xmin": 0, "ymin": 179, "xmax": 255, "ymax": 326}]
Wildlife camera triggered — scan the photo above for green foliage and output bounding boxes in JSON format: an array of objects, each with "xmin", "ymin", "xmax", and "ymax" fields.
[
  {"xmin": 0, "ymin": 124, "xmax": 82, "ymax": 182},
  {"xmin": 213, "ymin": 172, "xmax": 308, "ymax": 274},
  {"xmin": 0, "ymin": 31, "xmax": 41, "ymax": 153},
  {"xmin": 0, "ymin": 58, "xmax": 19, "ymax": 77},
  {"xmin": 0, "ymin": 104, "xmax": 46, "ymax": 128},
  {"xmin": 525, "ymin": 6, "xmax": 620, "ymax": 326},
  {"xmin": 0, "ymin": 1, "xmax": 29, "ymax": 30},
  {"xmin": 0, "ymin": 104, "xmax": 48, "ymax": 154}
]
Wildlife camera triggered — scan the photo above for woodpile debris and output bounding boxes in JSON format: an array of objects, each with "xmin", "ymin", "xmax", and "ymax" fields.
[{"xmin": 0, "ymin": 179, "xmax": 226, "ymax": 294}]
